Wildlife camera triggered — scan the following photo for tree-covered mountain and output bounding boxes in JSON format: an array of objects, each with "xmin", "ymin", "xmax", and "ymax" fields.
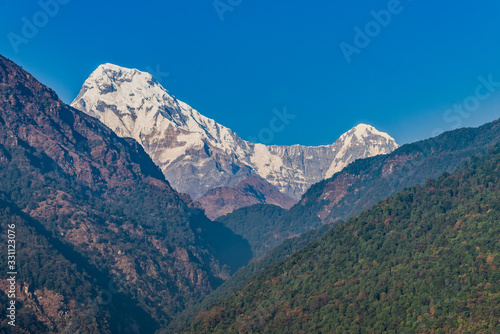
[
  {"xmin": 166, "ymin": 222, "xmax": 334, "ymax": 333},
  {"xmin": 0, "ymin": 55, "xmax": 251, "ymax": 332},
  {"xmin": 217, "ymin": 204, "xmax": 288, "ymax": 258},
  {"xmin": 218, "ymin": 119, "xmax": 500, "ymax": 258},
  {"xmin": 186, "ymin": 143, "xmax": 500, "ymax": 333},
  {"xmin": 0, "ymin": 196, "xmax": 138, "ymax": 333}
]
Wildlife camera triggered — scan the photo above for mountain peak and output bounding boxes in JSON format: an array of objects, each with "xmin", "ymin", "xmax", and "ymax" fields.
[
  {"xmin": 352, "ymin": 123, "xmax": 375, "ymax": 132},
  {"xmin": 95, "ymin": 63, "xmax": 144, "ymax": 76},
  {"xmin": 86, "ymin": 64, "xmax": 156, "ymax": 93},
  {"xmin": 336, "ymin": 123, "xmax": 397, "ymax": 147},
  {"xmin": 335, "ymin": 123, "xmax": 396, "ymax": 144},
  {"xmin": 99, "ymin": 62, "xmax": 129, "ymax": 70},
  {"xmin": 322, "ymin": 124, "xmax": 398, "ymax": 178},
  {"xmin": 72, "ymin": 63, "xmax": 399, "ymax": 200},
  {"xmin": 347, "ymin": 123, "xmax": 391, "ymax": 138},
  {"xmin": 72, "ymin": 64, "xmax": 172, "ymax": 125}
]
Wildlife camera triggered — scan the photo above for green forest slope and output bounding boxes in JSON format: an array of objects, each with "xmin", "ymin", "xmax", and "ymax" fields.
[{"xmin": 186, "ymin": 144, "xmax": 500, "ymax": 334}]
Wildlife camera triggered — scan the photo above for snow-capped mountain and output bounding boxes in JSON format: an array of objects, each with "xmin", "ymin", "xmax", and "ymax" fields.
[{"xmin": 71, "ymin": 64, "xmax": 399, "ymax": 200}]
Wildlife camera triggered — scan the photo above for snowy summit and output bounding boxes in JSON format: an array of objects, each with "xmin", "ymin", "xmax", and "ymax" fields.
[{"xmin": 71, "ymin": 64, "xmax": 399, "ymax": 200}]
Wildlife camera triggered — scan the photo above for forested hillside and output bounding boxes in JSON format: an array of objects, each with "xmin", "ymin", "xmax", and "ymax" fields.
[
  {"xmin": 217, "ymin": 204, "xmax": 288, "ymax": 258},
  {"xmin": 187, "ymin": 144, "xmax": 500, "ymax": 333},
  {"xmin": 167, "ymin": 223, "xmax": 334, "ymax": 333},
  {"xmin": 219, "ymin": 119, "xmax": 500, "ymax": 259}
]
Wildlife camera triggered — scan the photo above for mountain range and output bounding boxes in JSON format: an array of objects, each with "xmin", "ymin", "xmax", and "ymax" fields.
[
  {"xmin": 205, "ymin": 118, "xmax": 500, "ymax": 258},
  {"xmin": 1, "ymin": 54, "xmax": 498, "ymax": 334},
  {"xmin": 0, "ymin": 55, "xmax": 251, "ymax": 332},
  {"xmin": 70, "ymin": 64, "xmax": 398, "ymax": 218},
  {"xmin": 164, "ymin": 118, "xmax": 500, "ymax": 331},
  {"xmin": 185, "ymin": 142, "xmax": 500, "ymax": 334}
]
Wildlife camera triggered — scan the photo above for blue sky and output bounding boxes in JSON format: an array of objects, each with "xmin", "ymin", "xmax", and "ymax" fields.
[{"xmin": 1, "ymin": 0, "xmax": 500, "ymax": 146}]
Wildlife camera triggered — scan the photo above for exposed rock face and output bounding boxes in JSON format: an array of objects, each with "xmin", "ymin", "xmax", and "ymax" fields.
[
  {"xmin": 195, "ymin": 176, "xmax": 296, "ymax": 220},
  {"xmin": 0, "ymin": 54, "xmax": 251, "ymax": 332},
  {"xmin": 71, "ymin": 64, "xmax": 399, "ymax": 201}
]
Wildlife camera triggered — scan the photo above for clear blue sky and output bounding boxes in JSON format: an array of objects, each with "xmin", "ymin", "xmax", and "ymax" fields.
[{"xmin": 1, "ymin": 0, "xmax": 500, "ymax": 145}]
